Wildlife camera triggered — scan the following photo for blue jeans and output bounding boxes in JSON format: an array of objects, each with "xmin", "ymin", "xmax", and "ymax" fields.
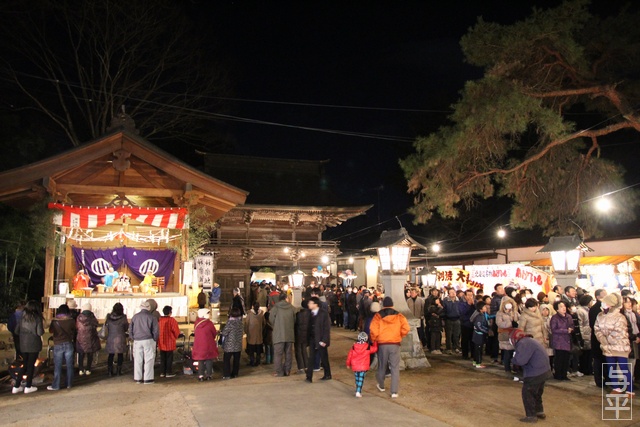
[{"xmin": 53, "ymin": 342, "xmax": 74, "ymax": 389}]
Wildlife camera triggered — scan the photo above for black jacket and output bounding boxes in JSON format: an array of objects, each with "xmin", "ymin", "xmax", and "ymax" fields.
[
  {"xmin": 308, "ymin": 308, "xmax": 331, "ymax": 348},
  {"xmin": 589, "ymin": 300, "xmax": 603, "ymax": 357}
]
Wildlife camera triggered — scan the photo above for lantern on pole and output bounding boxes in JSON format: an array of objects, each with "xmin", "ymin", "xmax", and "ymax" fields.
[
  {"xmin": 366, "ymin": 227, "xmax": 429, "ymax": 369},
  {"xmin": 537, "ymin": 235, "xmax": 593, "ymax": 288}
]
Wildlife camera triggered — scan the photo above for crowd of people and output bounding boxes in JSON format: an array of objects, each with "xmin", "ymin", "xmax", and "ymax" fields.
[{"xmin": 8, "ymin": 279, "xmax": 638, "ymax": 424}]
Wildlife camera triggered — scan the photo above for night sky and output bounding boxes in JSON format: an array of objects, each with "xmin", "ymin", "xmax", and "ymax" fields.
[{"xmin": 186, "ymin": 0, "xmax": 635, "ymax": 251}]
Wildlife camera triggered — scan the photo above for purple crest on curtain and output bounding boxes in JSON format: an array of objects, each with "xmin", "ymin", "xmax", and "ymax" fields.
[
  {"xmin": 123, "ymin": 246, "xmax": 176, "ymax": 280},
  {"xmin": 72, "ymin": 247, "xmax": 125, "ymax": 286},
  {"xmin": 72, "ymin": 246, "xmax": 176, "ymax": 285}
]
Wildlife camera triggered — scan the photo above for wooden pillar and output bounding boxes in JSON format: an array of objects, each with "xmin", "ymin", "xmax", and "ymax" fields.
[{"xmin": 43, "ymin": 225, "xmax": 56, "ymax": 320}]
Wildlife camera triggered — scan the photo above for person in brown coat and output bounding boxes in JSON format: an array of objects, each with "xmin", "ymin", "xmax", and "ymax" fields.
[
  {"xmin": 76, "ymin": 303, "xmax": 102, "ymax": 375},
  {"xmin": 245, "ymin": 301, "xmax": 265, "ymax": 366}
]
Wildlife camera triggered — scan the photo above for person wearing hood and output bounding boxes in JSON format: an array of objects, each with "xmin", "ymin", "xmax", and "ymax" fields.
[
  {"xmin": 269, "ymin": 292, "xmax": 296, "ymax": 376},
  {"xmin": 496, "ymin": 295, "xmax": 520, "ymax": 375},
  {"xmin": 76, "ymin": 303, "xmax": 101, "ymax": 376},
  {"xmin": 346, "ymin": 331, "xmax": 378, "ymax": 398},
  {"xmin": 192, "ymin": 308, "xmax": 218, "ymax": 381},
  {"xmin": 510, "ymin": 329, "xmax": 552, "ymax": 423},
  {"xmin": 595, "ymin": 293, "xmax": 633, "ymax": 395},
  {"xmin": 105, "ymin": 303, "xmax": 129, "ymax": 377},
  {"xmin": 369, "ymin": 297, "xmax": 410, "ymax": 398},
  {"xmin": 550, "ymin": 301, "xmax": 573, "ymax": 381},
  {"xmin": 146, "ymin": 298, "xmax": 161, "ymax": 322},
  {"xmin": 47, "ymin": 304, "xmax": 76, "ymax": 391},
  {"xmin": 130, "ymin": 300, "xmax": 160, "ymax": 384},
  {"xmin": 518, "ymin": 299, "xmax": 550, "ymax": 358}
]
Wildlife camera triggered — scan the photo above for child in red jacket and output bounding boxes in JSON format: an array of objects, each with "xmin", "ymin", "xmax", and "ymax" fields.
[{"xmin": 346, "ymin": 332, "xmax": 378, "ymax": 397}]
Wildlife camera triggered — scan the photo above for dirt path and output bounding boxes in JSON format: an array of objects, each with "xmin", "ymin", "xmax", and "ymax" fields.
[{"xmin": 0, "ymin": 327, "xmax": 636, "ymax": 426}]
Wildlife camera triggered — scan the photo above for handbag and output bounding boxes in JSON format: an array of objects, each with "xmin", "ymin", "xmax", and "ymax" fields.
[
  {"xmin": 98, "ymin": 322, "xmax": 109, "ymax": 340},
  {"xmin": 570, "ymin": 342, "xmax": 582, "ymax": 356}
]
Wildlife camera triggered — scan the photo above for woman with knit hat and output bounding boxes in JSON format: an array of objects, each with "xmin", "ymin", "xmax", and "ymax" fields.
[{"xmin": 595, "ymin": 293, "xmax": 633, "ymax": 395}]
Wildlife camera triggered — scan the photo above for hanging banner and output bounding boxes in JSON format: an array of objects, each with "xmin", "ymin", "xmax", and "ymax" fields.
[
  {"xmin": 434, "ymin": 264, "xmax": 549, "ymax": 295},
  {"xmin": 72, "ymin": 246, "xmax": 176, "ymax": 285},
  {"xmin": 49, "ymin": 203, "xmax": 188, "ymax": 229},
  {"xmin": 467, "ymin": 264, "xmax": 549, "ymax": 295},
  {"xmin": 195, "ymin": 255, "xmax": 214, "ymax": 290}
]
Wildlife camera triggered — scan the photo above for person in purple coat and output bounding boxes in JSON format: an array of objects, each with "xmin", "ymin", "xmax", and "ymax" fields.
[{"xmin": 550, "ymin": 301, "xmax": 573, "ymax": 381}]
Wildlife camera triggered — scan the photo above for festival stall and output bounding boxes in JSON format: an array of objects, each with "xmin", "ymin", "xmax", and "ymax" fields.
[{"xmin": 530, "ymin": 255, "xmax": 640, "ymax": 293}]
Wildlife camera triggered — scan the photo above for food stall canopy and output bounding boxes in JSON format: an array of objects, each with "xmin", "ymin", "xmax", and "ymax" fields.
[{"xmin": 530, "ymin": 255, "xmax": 634, "ymax": 267}]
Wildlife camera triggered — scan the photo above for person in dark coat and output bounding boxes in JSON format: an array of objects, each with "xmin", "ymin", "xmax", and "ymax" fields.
[
  {"xmin": 197, "ymin": 289, "xmax": 207, "ymax": 309},
  {"xmin": 511, "ymin": 329, "xmax": 552, "ymax": 423},
  {"xmin": 294, "ymin": 299, "xmax": 310, "ymax": 374},
  {"xmin": 47, "ymin": 304, "xmax": 76, "ymax": 391},
  {"xmin": 7, "ymin": 301, "xmax": 24, "ymax": 360},
  {"xmin": 105, "ymin": 303, "xmax": 129, "ymax": 377},
  {"xmin": 76, "ymin": 303, "xmax": 102, "ymax": 376},
  {"xmin": 306, "ymin": 297, "xmax": 332, "ymax": 382},
  {"xmin": 229, "ymin": 288, "xmax": 246, "ymax": 317},
  {"xmin": 13, "ymin": 300, "xmax": 44, "ymax": 394}
]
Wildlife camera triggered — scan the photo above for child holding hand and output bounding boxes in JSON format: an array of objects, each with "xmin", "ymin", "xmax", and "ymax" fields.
[{"xmin": 346, "ymin": 332, "xmax": 378, "ymax": 397}]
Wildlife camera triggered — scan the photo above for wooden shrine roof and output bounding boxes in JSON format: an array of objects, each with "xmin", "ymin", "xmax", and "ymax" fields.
[{"xmin": 0, "ymin": 130, "xmax": 248, "ymax": 219}]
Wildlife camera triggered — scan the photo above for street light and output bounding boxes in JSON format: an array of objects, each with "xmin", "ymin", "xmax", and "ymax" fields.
[
  {"xmin": 366, "ymin": 227, "xmax": 429, "ymax": 369},
  {"xmin": 287, "ymin": 269, "xmax": 306, "ymax": 288},
  {"xmin": 537, "ymin": 235, "xmax": 593, "ymax": 287}
]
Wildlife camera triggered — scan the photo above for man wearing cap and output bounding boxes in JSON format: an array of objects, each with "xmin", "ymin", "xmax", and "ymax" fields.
[
  {"xmin": 510, "ymin": 328, "xmax": 552, "ymax": 423},
  {"xmin": 369, "ymin": 297, "xmax": 410, "ymax": 398},
  {"xmin": 129, "ymin": 300, "xmax": 159, "ymax": 384}
]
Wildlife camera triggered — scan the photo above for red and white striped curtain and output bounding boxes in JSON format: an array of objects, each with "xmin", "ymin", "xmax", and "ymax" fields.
[{"xmin": 48, "ymin": 203, "xmax": 189, "ymax": 229}]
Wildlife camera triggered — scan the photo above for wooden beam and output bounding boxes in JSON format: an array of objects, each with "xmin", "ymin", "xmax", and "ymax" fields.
[{"xmin": 56, "ymin": 183, "xmax": 184, "ymax": 198}]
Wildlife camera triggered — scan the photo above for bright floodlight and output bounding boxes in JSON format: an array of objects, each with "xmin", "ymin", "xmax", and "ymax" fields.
[
  {"xmin": 321, "ymin": 255, "xmax": 329, "ymax": 264},
  {"xmin": 432, "ymin": 243, "xmax": 441, "ymax": 253},
  {"xmin": 497, "ymin": 229, "xmax": 506, "ymax": 239},
  {"xmin": 596, "ymin": 197, "xmax": 612, "ymax": 212}
]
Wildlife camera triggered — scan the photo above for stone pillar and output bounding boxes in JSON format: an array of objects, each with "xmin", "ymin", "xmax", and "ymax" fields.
[
  {"xmin": 380, "ymin": 274, "xmax": 430, "ymax": 369},
  {"xmin": 554, "ymin": 274, "xmax": 577, "ymax": 288}
]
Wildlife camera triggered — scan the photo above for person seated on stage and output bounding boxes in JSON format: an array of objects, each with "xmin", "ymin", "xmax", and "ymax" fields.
[
  {"xmin": 141, "ymin": 271, "xmax": 156, "ymax": 293},
  {"xmin": 104, "ymin": 266, "xmax": 119, "ymax": 291},
  {"xmin": 72, "ymin": 269, "xmax": 91, "ymax": 291},
  {"xmin": 115, "ymin": 272, "xmax": 131, "ymax": 292}
]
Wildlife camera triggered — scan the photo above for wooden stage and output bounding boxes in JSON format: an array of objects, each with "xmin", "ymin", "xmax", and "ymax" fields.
[{"xmin": 48, "ymin": 292, "xmax": 188, "ymax": 320}]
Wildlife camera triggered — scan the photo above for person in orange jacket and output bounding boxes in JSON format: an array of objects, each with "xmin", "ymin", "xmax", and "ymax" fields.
[
  {"xmin": 346, "ymin": 331, "xmax": 378, "ymax": 397},
  {"xmin": 369, "ymin": 297, "xmax": 410, "ymax": 398}
]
